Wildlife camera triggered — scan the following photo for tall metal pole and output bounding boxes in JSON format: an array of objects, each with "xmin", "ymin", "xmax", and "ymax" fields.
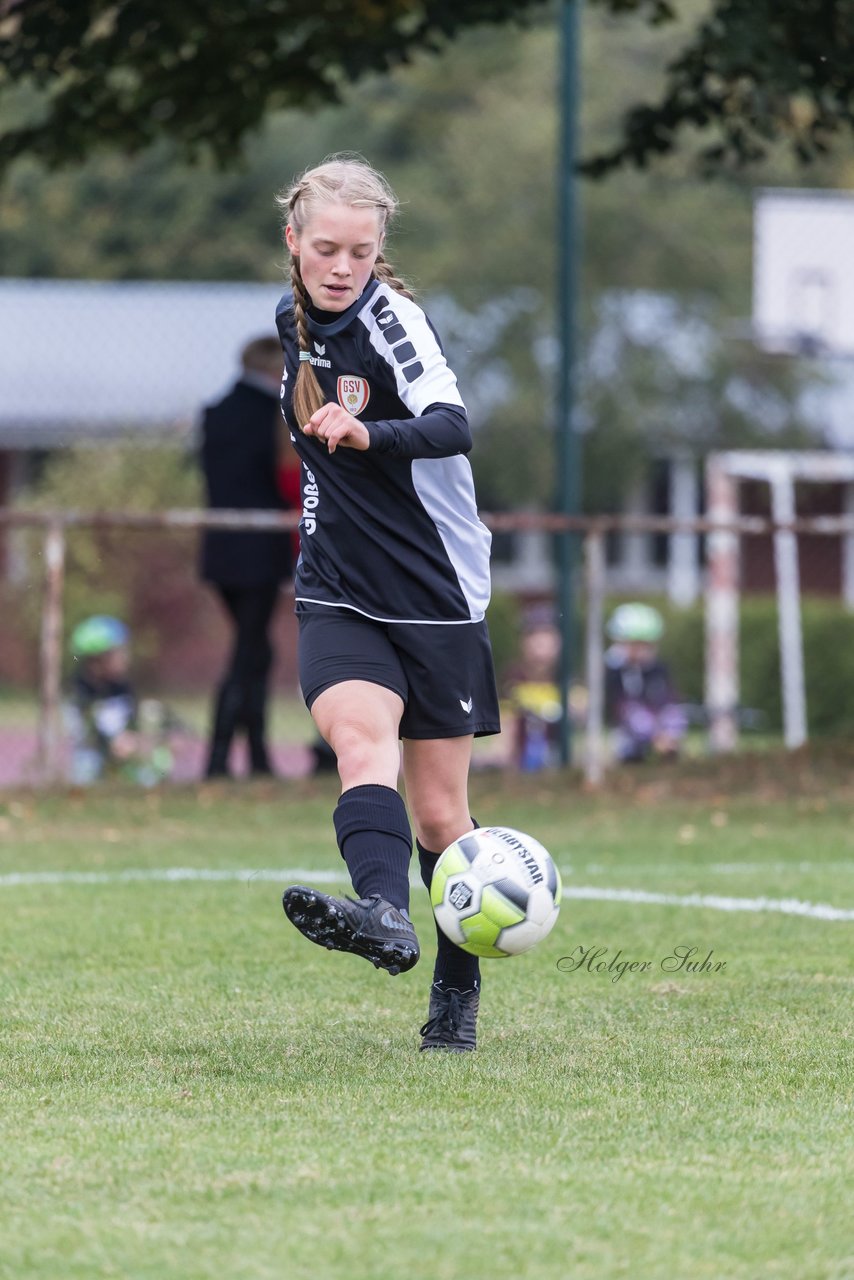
[{"xmin": 556, "ymin": 0, "xmax": 582, "ymax": 764}]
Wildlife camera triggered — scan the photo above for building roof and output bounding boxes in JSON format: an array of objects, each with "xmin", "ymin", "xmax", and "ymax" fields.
[{"xmin": 0, "ymin": 278, "xmax": 286, "ymax": 447}]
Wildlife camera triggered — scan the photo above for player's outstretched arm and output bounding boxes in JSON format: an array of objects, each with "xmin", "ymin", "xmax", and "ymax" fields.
[
  {"xmin": 304, "ymin": 400, "xmax": 470, "ymax": 460},
  {"xmin": 365, "ymin": 404, "xmax": 471, "ymax": 459}
]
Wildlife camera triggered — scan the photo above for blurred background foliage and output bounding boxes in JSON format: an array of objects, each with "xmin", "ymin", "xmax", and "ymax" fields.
[
  {"xmin": 643, "ymin": 596, "xmax": 854, "ymax": 738},
  {"xmin": 1, "ymin": 3, "xmax": 845, "ymax": 517},
  {"xmin": 15, "ymin": 445, "xmax": 206, "ymax": 686},
  {"xmin": 1, "ymin": 1, "xmax": 850, "ymax": 748}
]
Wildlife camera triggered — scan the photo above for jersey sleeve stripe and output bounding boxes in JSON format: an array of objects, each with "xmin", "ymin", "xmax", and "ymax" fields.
[{"xmin": 358, "ymin": 293, "xmax": 465, "ymax": 417}]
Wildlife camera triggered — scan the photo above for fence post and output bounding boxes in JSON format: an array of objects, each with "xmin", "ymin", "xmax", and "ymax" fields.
[
  {"xmin": 705, "ymin": 456, "xmax": 739, "ymax": 752},
  {"xmin": 37, "ymin": 518, "xmax": 66, "ymax": 785},
  {"xmin": 770, "ymin": 467, "xmax": 807, "ymax": 749},
  {"xmin": 584, "ymin": 528, "xmax": 607, "ymax": 787},
  {"xmin": 843, "ymin": 482, "xmax": 854, "ymax": 609}
]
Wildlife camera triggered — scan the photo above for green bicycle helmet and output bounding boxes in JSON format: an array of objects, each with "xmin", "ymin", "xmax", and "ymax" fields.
[
  {"xmin": 607, "ymin": 603, "xmax": 664, "ymax": 644},
  {"xmin": 70, "ymin": 615, "xmax": 129, "ymax": 657}
]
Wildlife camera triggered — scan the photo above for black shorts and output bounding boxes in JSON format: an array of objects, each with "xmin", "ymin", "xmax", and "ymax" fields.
[{"xmin": 298, "ymin": 607, "xmax": 501, "ymax": 740}]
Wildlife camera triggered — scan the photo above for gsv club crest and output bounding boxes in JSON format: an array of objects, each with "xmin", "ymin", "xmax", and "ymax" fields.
[{"xmin": 337, "ymin": 376, "xmax": 370, "ymax": 415}]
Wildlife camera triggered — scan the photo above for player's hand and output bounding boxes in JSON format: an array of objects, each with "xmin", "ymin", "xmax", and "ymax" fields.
[{"xmin": 304, "ymin": 403, "xmax": 370, "ymax": 454}]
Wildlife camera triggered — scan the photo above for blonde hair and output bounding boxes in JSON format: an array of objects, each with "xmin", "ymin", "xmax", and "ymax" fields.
[{"xmin": 276, "ymin": 154, "xmax": 413, "ymax": 428}]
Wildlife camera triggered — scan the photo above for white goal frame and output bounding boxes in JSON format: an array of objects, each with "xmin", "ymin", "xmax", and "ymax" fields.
[{"xmin": 705, "ymin": 450, "xmax": 854, "ymax": 752}]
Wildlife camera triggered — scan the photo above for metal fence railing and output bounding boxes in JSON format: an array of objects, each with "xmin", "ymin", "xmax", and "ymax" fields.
[{"xmin": 1, "ymin": 506, "xmax": 852, "ymax": 788}]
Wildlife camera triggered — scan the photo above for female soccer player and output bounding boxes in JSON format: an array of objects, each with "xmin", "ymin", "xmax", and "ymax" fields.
[{"xmin": 275, "ymin": 155, "xmax": 501, "ymax": 1052}]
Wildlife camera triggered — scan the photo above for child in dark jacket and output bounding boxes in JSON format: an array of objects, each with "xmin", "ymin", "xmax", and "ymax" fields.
[
  {"xmin": 66, "ymin": 616, "xmax": 171, "ymax": 786},
  {"xmin": 605, "ymin": 603, "xmax": 687, "ymax": 763}
]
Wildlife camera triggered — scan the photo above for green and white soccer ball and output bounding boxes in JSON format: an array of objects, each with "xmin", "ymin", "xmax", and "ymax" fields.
[{"xmin": 430, "ymin": 827, "xmax": 562, "ymax": 958}]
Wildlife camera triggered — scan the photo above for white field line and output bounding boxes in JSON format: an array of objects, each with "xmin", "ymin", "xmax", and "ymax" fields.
[
  {"xmin": 0, "ymin": 867, "xmax": 343, "ymax": 887},
  {"xmin": 562, "ymin": 885, "xmax": 854, "ymax": 922},
  {"xmin": 583, "ymin": 861, "xmax": 854, "ymax": 876},
  {"xmin": 0, "ymin": 865, "xmax": 852, "ymax": 922},
  {"xmin": 709, "ymin": 862, "xmax": 854, "ymax": 874}
]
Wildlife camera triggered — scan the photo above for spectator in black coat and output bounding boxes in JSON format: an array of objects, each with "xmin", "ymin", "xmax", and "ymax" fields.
[{"xmin": 199, "ymin": 335, "xmax": 294, "ymax": 778}]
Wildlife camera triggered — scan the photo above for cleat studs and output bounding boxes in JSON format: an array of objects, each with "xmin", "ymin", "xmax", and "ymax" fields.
[{"xmin": 284, "ymin": 887, "xmax": 419, "ymax": 973}]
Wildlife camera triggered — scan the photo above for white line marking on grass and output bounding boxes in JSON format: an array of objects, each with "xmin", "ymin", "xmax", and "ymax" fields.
[
  {"xmin": 709, "ymin": 862, "xmax": 854, "ymax": 875},
  {"xmin": 0, "ymin": 867, "xmax": 346, "ymax": 888},
  {"xmin": 562, "ymin": 886, "xmax": 854, "ymax": 922},
  {"xmin": 581, "ymin": 862, "xmax": 854, "ymax": 876},
  {"xmin": 0, "ymin": 867, "xmax": 852, "ymax": 921}
]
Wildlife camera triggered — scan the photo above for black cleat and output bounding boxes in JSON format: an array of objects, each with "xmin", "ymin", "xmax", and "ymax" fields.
[
  {"xmin": 282, "ymin": 886, "xmax": 420, "ymax": 976},
  {"xmin": 419, "ymin": 982, "xmax": 479, "ymax": 1052}
]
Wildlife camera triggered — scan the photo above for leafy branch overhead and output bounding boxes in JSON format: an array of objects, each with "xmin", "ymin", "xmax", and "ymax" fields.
[
  {"xmin": 0, "ymin": 0, "xmax": 547, "ymax": 172},
  {"xmin": 585, "ymin": 0, "xmax": 854, "ymax": 176},
  {"xmin": 1, "ymin": 0, "xmax": 851, "ymax": 177}
]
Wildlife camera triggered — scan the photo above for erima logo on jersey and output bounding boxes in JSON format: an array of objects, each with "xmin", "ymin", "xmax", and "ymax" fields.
[
  {"xmin": 338, "ymin": 376, "xmax": 370, "ymax": 415},
  {"xmin": 306, "ymin": 349, "xmax": 331, "ymax": 369},
  {"xmin": 314, "ymin": 342, "xmax": 326, "ymax": 356}
]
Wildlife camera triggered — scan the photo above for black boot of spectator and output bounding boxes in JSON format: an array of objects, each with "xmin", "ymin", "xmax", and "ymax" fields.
[
  {"xmin": 205, "ymin": 681, "xmax": 243, "ymax": 778},
  {"xmin": 245, "ymin": 678, "xmax": 274, "ymax": 776}
]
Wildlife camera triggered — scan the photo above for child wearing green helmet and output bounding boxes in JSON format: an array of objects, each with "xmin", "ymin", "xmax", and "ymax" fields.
[
  {"xmin": 66, "ymin": 616, "xmax": 172, "ymax": 786},
  {"xmin": 605, "ymin": 603, "xmax": 687, "ymax": 763}
]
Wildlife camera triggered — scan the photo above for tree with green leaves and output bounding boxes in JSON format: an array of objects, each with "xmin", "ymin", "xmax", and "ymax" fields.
[
  {"xmin": 1, "ymin": 0, "xmax": 851, "ymax": 179},
  {"xmin": 0, "ymin": 0, "xmax": 546, "ymax": 173},
  {"xmin": 582, "ymin": 0, "xmax": 854, "ymax": 177},
  {"xmin": 1, "ymin": 10, "xmax": 829, "ymax": 519}
]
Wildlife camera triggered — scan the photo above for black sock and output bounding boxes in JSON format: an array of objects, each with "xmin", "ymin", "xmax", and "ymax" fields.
[
  {"xmin": 417, "ymin": 833, "xmax": 481, "ymax": 992},
  {"xmin": 333, "ymin": 784, "xmax": 412, "ymax": 911}
]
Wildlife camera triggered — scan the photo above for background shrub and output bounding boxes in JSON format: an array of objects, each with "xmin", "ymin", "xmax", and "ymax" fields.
[{"xmin": 645, "ymin": 596, "xmax": 854, "ymax": 737}]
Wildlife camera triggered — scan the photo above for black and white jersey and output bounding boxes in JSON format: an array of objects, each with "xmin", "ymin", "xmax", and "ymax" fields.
[{"xmin": 275, "ymin": 277, "xmax": 492, "ymax": 624}]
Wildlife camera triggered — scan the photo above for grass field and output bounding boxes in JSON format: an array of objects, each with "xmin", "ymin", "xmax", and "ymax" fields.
[{"xmin": 1, "ymin": 748, "xmax": 853, "ymax": 1280}]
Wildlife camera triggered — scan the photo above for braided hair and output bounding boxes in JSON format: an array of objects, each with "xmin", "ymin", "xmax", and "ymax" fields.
[{"xmin": 276, "ymin": 154, "xmax": 413, "ymax": 429}]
